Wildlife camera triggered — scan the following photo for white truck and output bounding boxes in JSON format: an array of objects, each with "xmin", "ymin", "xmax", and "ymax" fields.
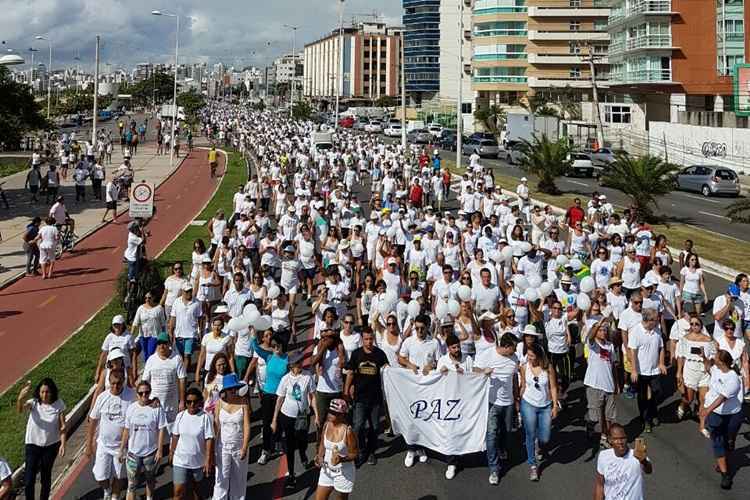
[
  {"xmin": 159, "ymin": 104, "xmax": 186, "ymax": 122},
  {"xmin": 504, "ymin": 113, "xmax": 559, "ymax": 145},
  {"xmin": 311, "ymin": 130, "xmax": 334, "ymax": 160}
]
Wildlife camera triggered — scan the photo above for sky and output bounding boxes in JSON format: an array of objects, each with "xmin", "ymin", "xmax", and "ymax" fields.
[{"xmin": 0, "ymin": 0, "xmax": 401, "ymax": 72}]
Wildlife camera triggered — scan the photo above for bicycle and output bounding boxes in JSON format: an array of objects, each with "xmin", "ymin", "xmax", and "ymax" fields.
[{"xmin": 55, "ymin": 222, "xmax": 78, "ymax": 259}]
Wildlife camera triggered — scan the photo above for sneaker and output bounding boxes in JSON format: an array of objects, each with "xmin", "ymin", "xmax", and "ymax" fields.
[
  {"xmin": 535, "ymin": 442, "xmax": 543, "ymax": 463},
  {"xmin": 404, "ymin": 451, "xmax": 415, "ymax": 468},
  {"xmin": 257, "ymin": 451, "xmax": 269, "ymax": 465},
  {"xmin": 676, "ymin": 406, "xmax": 685, "ymax": 420},
  {"xmin": 644, "ymin": 423, "xmax": 653, "ymax": 433},
  {"xmin": 599, "ymin": 435, "xmax": 610, "ymax": 449},
  {"xmin": 417, "ymin": 449, "xmax": 428, "ymax": 463},
  {"xmin": 286, "ymin": 474, "xmax": 296, "ymax": 488},
  {"xmin": 445, "ymin": 465, "xmax": 457, "ymax": 480},
  {"xmin": 102, "ymin": 489, "xmax": 112, "ymax": 500},
  {"xmin": 489, "ymin": 471, "xmax": 500, "ymax": 485},
  {"xmin": 720, "ymin": 473, "xmax": 732, "ymax": 490},
  {"xmin": 368, "ymin": 454, "xmax": 377, "ymax": 466},
  {"xmin": 529, "ymin": 465, "xmax": 539, "ymax": 482}
]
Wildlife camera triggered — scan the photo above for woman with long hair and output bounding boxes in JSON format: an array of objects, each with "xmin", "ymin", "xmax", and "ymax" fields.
[
  {"xmin": 454, "ymin": 300, "xmax": 480, "ymax": 358},
  {"xmin": 190, "ymin": 239, "xmax": 209, "ymax": 281},
  {"xmin": 16, "ymin": 378, "xmax": 66, "ymax": 500},
  {"xmin": 131, "ymin": 290, "xmax": 167, "ymax": 367},
  {"xmin": 196, "ymin": 259, "xmax": 223, "ymax": 321},
  {"xmin": 196, "ymin": 317, "xmax": 235, "ymax": 386},
  {"xmin": 676, "ymin": 315, "xmax": 715, "ymax": 436},
  {"xmin": 257, "ymin": 335, "xmax": 290, "ymax": 466},
  {"xmin": 679, "ymin": 252, "xmax": 707, "ymax": 315},
  {"xmin": 356, "ymin": 272, "xmax": 376, "ymax": 327},
  {"xmin": 204, "ymin": 352, "xmax": 232, "ymax": 414},
  {"xmin": 519, "ymin": 343, "xmax": 558, "ymax": 482},
  {"xmin": 212, "ymin": 375, "xmax": 251, "ymax": 500},
  {"xmin": 314, "ymin": 399, "xmax": 358, "ymax": 500}
]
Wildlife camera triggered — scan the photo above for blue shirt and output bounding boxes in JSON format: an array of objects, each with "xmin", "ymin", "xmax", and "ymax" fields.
[{"xmin": 262, "ymin": 354, "xmax": 289, "ymax": 395}]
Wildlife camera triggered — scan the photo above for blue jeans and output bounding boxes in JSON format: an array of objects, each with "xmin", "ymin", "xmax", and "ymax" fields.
[
  {"xmin": 485, "ymin": 404, "xmax": 513, "ymax": 473},
  {"xmin": 520, "ymin": 400, "xmax": 552, "ymax": 466}
]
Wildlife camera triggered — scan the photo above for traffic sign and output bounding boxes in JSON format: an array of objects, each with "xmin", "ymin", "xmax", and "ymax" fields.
[{"xmin": 129, "ymin": 181, "xmax": 155, "ymax": 218}]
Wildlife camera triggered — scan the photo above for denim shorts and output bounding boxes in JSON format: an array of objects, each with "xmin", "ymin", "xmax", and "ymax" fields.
[
  {"xmin": 173, "ymin": 465, "xmax": 205, "ymax": 485},
  {"xmin": 175, "ymin": 338, "xmax": 196, "ymax": 357},
  {"xmin": 126, "ymin": 451, "xmax": 157, "ymax": 490}
]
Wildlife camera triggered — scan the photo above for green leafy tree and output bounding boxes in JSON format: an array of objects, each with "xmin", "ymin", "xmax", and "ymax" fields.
[
  {"xmin": 0, "ymin": 66, "xmax": 50, "ymax": 148},
  {"xmin": 601, "ymin": 154, "xmax": 680, "ymax": 221},
  {"xmin": 474, "ymin": 105, "xmax": 506, "ymax": 137},
  {"xmin": 292, "ymin": 100, "xmax": 313, "ymax": 121},
  {"xmin": 120, "ymin": 72, "xmax": 175, "ymax": 107},
  {"xmin": 375, "ymin": 95, "xmax": 397, "ymax": 108},
  {"xmin": 726, "ymin": 199, "xmax": 750, "ymax": 223},
  {"xmin": 176, "ymin": 90, "xmax": 205, "ymax": 120},
  {"xmin": 517, "ymin": 134, "xmax": 573, "ymax": 195},
  {"xmin": 521, "ymin": 94, "xmax": 561, "ymax": 119}
]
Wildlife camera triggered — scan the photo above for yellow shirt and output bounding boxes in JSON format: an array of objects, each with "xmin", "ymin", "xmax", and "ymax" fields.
[{"xmin": 208, "ymin": 150, "xmax": 217, "ymax": 163}]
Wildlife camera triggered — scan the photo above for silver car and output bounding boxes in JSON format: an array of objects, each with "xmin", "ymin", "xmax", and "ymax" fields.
[
  {"xmin": 676, "ymin": 165, "xmax": 740, "ymax": 197},
  {"xmin": 463, "ymin": 138, "xmax": 499, "ymax": 158}
]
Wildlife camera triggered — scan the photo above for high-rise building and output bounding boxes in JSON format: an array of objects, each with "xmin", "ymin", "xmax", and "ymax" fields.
[{"xmin": 403, "ymin": 0, "xmax": 441, "ymax": 102}]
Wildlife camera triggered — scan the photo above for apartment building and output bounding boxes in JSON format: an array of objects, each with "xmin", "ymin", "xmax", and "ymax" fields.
[
  {"xmin": 404, "ymin": 0, "xmax": 442, "ymax": 102},
  {"xmin": 526, "ymin": 0, "xmax": 610, "ymax": 94},
  {"xmin": 303, "ymin": 22, "xmax": 401, "ymax": 100}
]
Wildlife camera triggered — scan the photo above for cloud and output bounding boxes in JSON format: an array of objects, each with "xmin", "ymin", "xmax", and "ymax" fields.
[{"xmin": 0, "ymin": 0, "xmax": 401, "ymax": 70}]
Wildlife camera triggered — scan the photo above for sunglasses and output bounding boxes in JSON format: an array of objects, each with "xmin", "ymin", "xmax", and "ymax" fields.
[
  {"xmin": 415, "ymin": 326, "xmax": 426, "ymax": 331},
  {"xmin": 533, "ymin": 376, "xmax": 540, "ymax": 390},
  {"xmin": 138, "ymin": 390, "xmax": 151, "ymax": 396},
  {"xmin": 632, "ymin": 300, "xmax": 642, "ymax": 304},
  {"xmin": 174, "ymin": 266, "xmax": 183, "ymax": 271},
  {"xmin": 386, "ymin": 321, "xmax": 396, "ymax": 326},
  {"xmin": 690, "ymin": 322, "xmax": 702, "ymax": 327},
  {"xmin": 343, "ymin": 320, "xmax": 353, "ymax": 324},
  {"xmin": 186, "ymin": 399, "xmax": 201, "ymax": 406}
]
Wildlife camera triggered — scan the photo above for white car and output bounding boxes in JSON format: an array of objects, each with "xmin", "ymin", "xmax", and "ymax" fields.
[
  {"xmin": 427, "ymin": 123, "xmax": 443, "ymax": 137},
  {"xmin": 364, "ymin": 121, "xmax": 383, "ymax": 133},
  {"xmin": 384, "ymin": 124, "xmax": 402, "ymax": 137},
  {"xmin": 566, "ymin": 153, "xmax": 596, "ymax": 177}
]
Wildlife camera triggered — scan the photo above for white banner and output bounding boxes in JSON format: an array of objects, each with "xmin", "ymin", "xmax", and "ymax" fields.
[{"xmin": 382, "ymin": 368, "xmax": 489, "ymax": 456}]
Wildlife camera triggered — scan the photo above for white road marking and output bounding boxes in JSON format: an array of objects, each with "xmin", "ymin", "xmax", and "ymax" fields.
[
  {"xmin": 672, "ymin": 192, "xmax": 721, "ymax": 204},
  {"xmin": 564, "ymin": 180, "xmax": 588, "ymax": 187},
  {"xmin": 698, "ymin": 211, "xmax": 731, "ymax": 220}
]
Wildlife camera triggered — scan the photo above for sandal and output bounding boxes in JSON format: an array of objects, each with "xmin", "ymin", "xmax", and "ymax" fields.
[{"xmin": 700, "ymin": 428, "xmax": 711, "ymax": 439}]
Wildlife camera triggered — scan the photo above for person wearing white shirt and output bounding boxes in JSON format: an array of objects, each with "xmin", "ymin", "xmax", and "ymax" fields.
[
  {"xmin": 86, "ymin": 371, "xmax": 136, "ymax": 500},
  {"xmin": 223, "ymin": 272, "xmax": 254, "ymax": 319},
  {"xmin": 594, "ymin": 423, "xmax": 652, "ymax": 500},
  {"xmin": 627, "ymin": 309, "xmax": 666, "ymax": 432},
  {"xmin": 141, "ymin": 334, "xmax": 187, "ymax": 429},
  {"xmin": 170, "ymin": 388, "xmax": 215, "ymax": 499},
  {"xmin": 583, "ymin": 320, "xmax": 618, "ymax": 447},
  {"xmin": 473, "ymin": 269, "xmax": 501, "ymax": 313}
]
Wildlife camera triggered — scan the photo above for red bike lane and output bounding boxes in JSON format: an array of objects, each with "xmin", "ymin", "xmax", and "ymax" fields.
[{"xmin": 0, "ymin": 150, "xmax": 226, "ymax": 392}]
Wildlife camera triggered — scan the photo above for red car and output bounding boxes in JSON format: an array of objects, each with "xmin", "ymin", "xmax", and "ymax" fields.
[{"xmin": 338, "ymin": 116, "xmax": 354, "ymax": 128}]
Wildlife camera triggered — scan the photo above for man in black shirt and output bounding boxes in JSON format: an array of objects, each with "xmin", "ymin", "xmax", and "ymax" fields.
[{"xmin": 345, "ymin": 327, "xmax": 389, "ymax": 467}]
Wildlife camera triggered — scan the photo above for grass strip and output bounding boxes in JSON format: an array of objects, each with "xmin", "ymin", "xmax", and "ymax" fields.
[
  {"xmin": 0, "ymin": 151, "xmax": 246, "ymax": 468},
  {"xmin": 443, "ymin": 158, "xmax": 745, "ymax": 270},
  {"xmin": 0, "ymin": 161, "xmax": 28, "ymax": 179}
]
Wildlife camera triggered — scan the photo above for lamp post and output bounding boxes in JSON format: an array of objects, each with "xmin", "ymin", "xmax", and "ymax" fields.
[
  {"xmin": 28, "ymin": 47, "xmax": 39, "ymax": 93},
  {"xmin": 335, "ymin": 0, "xmax": 345, "ymax": 130},
  {"xmin": 283, "ymin": 24, "xmax": 299, "ymax": 118},
  {"xmin": 34, "ymin": 35, "xmax": 52, "ymax": 119},
  {"xmin": 152, "ymin": 10, "xmax": 180, "ymax": 166}
]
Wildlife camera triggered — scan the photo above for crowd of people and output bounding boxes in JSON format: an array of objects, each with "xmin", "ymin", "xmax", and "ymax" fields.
[{"xmin": 5, "ymin": 101, "xmax": 750, "ymax": 500}]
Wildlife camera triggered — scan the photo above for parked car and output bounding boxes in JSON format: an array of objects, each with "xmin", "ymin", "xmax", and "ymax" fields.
[
  {"xmin": 407, "ymin": 129, "xmax": 432, "ymax": 144},
  {"xmin": 676, "ymin": 165, "xmax": 740, "ymax": 197},
  {"xmin": 353, "ymin": 117, "xmax": 369, "ymax": 130},
  {"xmin": 364, "ymin": 120, "xmax": 383, "ymax": 133},
  {"xmin": 384, "ymin": 123, "xmax": 403, "ymax": 137},
  {"xmin": 502, "ymin": 141, "xmax": 526, "ymax": 165},
  {"xmin": 463, "ymin": 137, "xmax": 500, "ymax": 158},
  {"xmin": 427, "ymin": 123, "xmax": 443, "ymax": 137},
  {"xmin": 438, "ymin": 129, "xmax": 458, "ymax": 151},
  {"xmin": 469, "ymin": 132, "xmax": 496, "ymax": 142},
  {"xmin": 589, "ymin": 147, "xmax": 628, "ymax": 166},
  {"xmin": 338, "ymin": 116, "xmax": 355, "ymax": 128},
  {"xmin": 565, "ymin": 153, "xmax": 596, "ymax": 177}
]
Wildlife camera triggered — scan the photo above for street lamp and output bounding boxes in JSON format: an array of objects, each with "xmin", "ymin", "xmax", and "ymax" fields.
[
  {"xmin": 28, "ymin": 48, "xmax": 39, "ymax": 92},
  {"xmin": 335, "ymin": 0, "xmax": 345, "ymax": 130},
  {"xmin": 0, "ymin": 53, "xmax": 25, "ymax": 65},
  {"xmin": 35, "ymin": 35, "xmax": 52, "ymax": 119},
  {"xmin": 152, "ymin": 9, "xmax": 180, "ymax": 166},
  {"xmin": 282, "ymin": 24, "xmax": 299, "ymax": 118}
]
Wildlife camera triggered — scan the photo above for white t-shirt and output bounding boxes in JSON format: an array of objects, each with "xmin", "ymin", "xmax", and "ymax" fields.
[
  {"xmin": 596, "ymin": 449, "xmax": 645, "ymax": 500},
  {"xmin": 201, "ymin": 333, "xmax": 232, "ymax": 370},
  {"xmin": 340, "ymin": 332, "xmax": 363, "ymax": 361},
  {"xmin": 171, "ymin": 298, "xmax": 203, "ymax": 339},
  {"xmin": 125, "ymin": 403, "xmax": 168, "ymax": 456},
  {"xmin": 163, "ymin": 276, "xmax": 188, "ymax": 308},
  {"xmin": 276, "ymin": 371, "xmax": 316, "ymax": 418},
  {"xmin": 124, "ymin": 232, "xmax": 143, "ymax": 262},
  {"xmin": 399, "ymin": 335, "xmax": 442, "ymax": 370},
  {"xmin": 627, "ymin": 324, "xmax": 663, "ymax": 376},
  {"xmin": 315, "ymin": 347, "xmax": 343, "ymax": 393},
  {"xmin": 172, "ymin": 410, "xmax": 215, "ymax": 469},
  {"xmin": 437, "ymin": 353, "xmax": 474, "ymax": 373},
  {"xmin": 89, "ymin": 388, "xmax": 136, "ymax": 450},
  {"xmin": 584, "ymin": 340, "xmax": 616, "ymax": 393},
  {"xmin": 711, "ymin": 294, "xmax": 744, "ymax": 339},
  {"xmin": 101, "ymin": 332, "xmax": 135, "ymax": 367},
  {"xmin": 680, "ymin": 267, "xmax": 702, "ymax": 294},
  {"xmin": 544, "ymin": 316, "xmax": 569, "ymax": 354},
  {"xmin": 473, "ymin": 284, "xmax": 501, "ymax": 313},
  {"xmin": 704, "ymin": 366, "xmax": 742, "ymax": 415},
  {"xmin": 474, "ymin": 349, "xmax": 519, "ymax": 407},
  {"xmin": 24, "ymin": 399, "xmax": 66, "ymax": 446},
  {"xmin": 39, "ymin": 225, "xmax": 58, "ymax": 250},
  {"xmin": 142, "ymin": 353, "xmax": 186, "ymax": 414}
]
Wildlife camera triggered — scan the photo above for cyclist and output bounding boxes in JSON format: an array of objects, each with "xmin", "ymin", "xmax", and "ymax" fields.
[
  {"xmin": 124, "ymin": 220, "xmax": 149, "ymax": 283},
  {"xmin": 208, "ymin": 146, "xmax": 218, "ymax": 178},
  {"xmin": 49, "ymin": 196, "xmax": 75, "ymax": 237},
  {"xmin": 187, "ymin": 129, "xmax": 193, "ymax": 152}
]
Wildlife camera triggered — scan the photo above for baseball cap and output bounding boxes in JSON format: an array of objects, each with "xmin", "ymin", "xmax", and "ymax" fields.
[
  {"xmin": 106, "ymin": 348, "xmax": 125, "ymax": 362},
  {"xmin": 284, "ymin": 244, "xmax": 296, "ymax": 253},
  {"xmin": 111, "ymin": 314, "xmax": 126, "ymax": 325},
  {"xmin": 182, "ymin": 282, "xmax": 194, "ymax": 291},
  {"xmin": 329, "ymin": 398, "xmax": 349, "ymax": 414},
  {"xmin": 728, "ymin": 284, "xmax": 741, "ymax": 298},
  {"xmin": 156, "ymin": 332, "xmax": 171, "ymax": 344}
]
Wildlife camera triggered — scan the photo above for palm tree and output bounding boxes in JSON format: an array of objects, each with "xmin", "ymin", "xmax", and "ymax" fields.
[
  {"xmin": 726, "ymin": 199, "xmax": 750, "ymax": 223},
  {"xmin": 602, "ymin": 154, "xmax": 680, "ymax": 221},
  {"xmin": 517, "ymin": 134, "xmax": 573, "ymax": 195},
  {"xmin": 473, "ymin": 105, "xmax": 506, "ymax": 137}
]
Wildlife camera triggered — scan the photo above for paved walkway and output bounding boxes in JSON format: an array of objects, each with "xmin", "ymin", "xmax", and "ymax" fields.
[
  {"xmin": 0, "ymin": 148, "xmax": 225, "ymax": 392},
  {"xmin": 0, "ymin": 144, "xmax": 180, "ymax": 286}
]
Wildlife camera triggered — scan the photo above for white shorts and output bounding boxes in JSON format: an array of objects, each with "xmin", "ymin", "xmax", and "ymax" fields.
[
  {"xmin": 683, "ymin": 365, "xmax": 710, "ymax": 390},
  {"xmin": 93, "ymin": 445, "xmax": 125, "ymax": 481},
  {"xmin": 318, "ymin": 464, "xmax": 355, "ymax": 493},
  {"xmin": 282, "ymin": 284, "xmax": 298, "ymax": 295},
  {"xmin": 39, "ymin": 247, "xmax": 55, "ymax": 264}
]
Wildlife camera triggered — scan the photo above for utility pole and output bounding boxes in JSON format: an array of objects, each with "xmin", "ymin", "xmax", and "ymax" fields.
[
  {"xmin": 581, "ymin": 44, "xmax": 605, "ymax": 149},
  {"xmin": 400, "ymin": 29, "xmax": 407, "ymax": 148},
  {"xmin": 92, "ymin": 35, "xmax": 100, "ymax": 148},
  {"xmin": 335, "ymin": 0, "xmax": 345, "ymax": 130},
  {"xmin": 456, "ymin": 0, "xmax": 464, "ymax": 172}
]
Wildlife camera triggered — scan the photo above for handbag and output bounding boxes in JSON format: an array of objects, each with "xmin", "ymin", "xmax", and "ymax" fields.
[{"xmin": 295, "ymin": 409, "xmax": 310, "ymax": 432}]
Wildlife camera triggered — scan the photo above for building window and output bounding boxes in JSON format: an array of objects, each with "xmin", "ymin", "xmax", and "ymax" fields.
[
  {"xmin": 569, "ymin": 0, "xmax": 581, "ymax": 6},
  {"xmin": 569, "ymin": 21, "xmax": 581, "ymax": 32},
  {"xmin": 594, "ymin": 19, "xmax": 607, "ymax": 31},
  {"xmin": 569, "ymin": 42, "xmax": 582, "ymax": 54},
  {"xmin": 570, "ymin": 67, "xmax": 581, "ymax": 78},
  {"xmin": 604, "ymin": 105, "xmax": 631, "ymax": 124}
]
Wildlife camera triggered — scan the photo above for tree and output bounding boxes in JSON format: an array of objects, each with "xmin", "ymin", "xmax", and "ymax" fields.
[
  {"xmin": 726, "ymin": 199, "xmax": 750, "ymax": 223},
  {"xmin": 521, "ymin": 94, "xmax": 560, "ymax": 118},
  {"xmin": 292, "ymin": 100, "xmax": 312, "ymax": 121},
  {"xmin": 601, "ymin": 154, "xmax": 680, "ymax": 221},
  {"xmin": 474, "ymin": 105, "xmax": 506, "ymax": 136},
  {"xmin": 176, "ymin": 90, "xmax": 205, "ymax": 120},
  {"xmin": 0, "ymin": 66, "xmax": 50, "ymax": 148},
  {"xmin": 120, "ymin": 71, "xmax": 175, "ymax": 107},
  {"xmin": 517, "ymin": 134, "xmax": 573, "ymax": 194},
  {"xmin": 375, "ymin": 95, "xmax": 397, "ymax": 108}
]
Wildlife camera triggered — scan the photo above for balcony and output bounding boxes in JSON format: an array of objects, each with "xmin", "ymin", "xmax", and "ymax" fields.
[
  {"xmin": 474, "ymin": 29, "xmax": 528, "ymax": 37},
  {"xmin": 473, "ymin": 6, "xmax": 527, "ymax": 15},
  {"xmin": 528, "ymin": 6, "xmax": 609, "ymax": 17},
  {"xmin": 609, "ymin": 34, "xmax": 674, "ymax": 55},
  {"xmin": 473, "ymin": 75, "xmax": 528, "ymax": 83},
  {"xmin": 528, "ymin": 30, "xmax": 609, "ymax": 41},
  {"xmin": 609, "ymin": 68, "xmax": 674, "ymax": 85},
  {"xmin": 608, "ymin": 0, "xmax": 675, "ymax": 25},
  {"xmin": 528, "ymin": 53, "xmax": 608, "ymax": 64},
  {"xmin": 473, "ymin": 53, "xmax": 527, "ymax": 61},
  {"xmin": 528, "ymin": 76, "xmax": 605, "ymax": 88}
]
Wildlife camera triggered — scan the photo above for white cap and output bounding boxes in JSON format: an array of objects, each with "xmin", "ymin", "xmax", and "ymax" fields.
[
  {"xmin": 521, "ymin": 177, "xmax": 528, "ymax": 182},
  {"xmin": 111, "ymin": 314, "xmax": 126, "ymax": 325},
  {"xmin": 107, "ymin": 348, "xmax": 125, "ymax": 362}
]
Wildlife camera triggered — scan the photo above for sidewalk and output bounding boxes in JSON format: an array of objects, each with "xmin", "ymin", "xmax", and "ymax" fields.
[
  {"xmin": 0, "ymin": 144, "xmax": 179, "ymax": 286},
  {"xmin": 0, "ymin": 148, "xmax": 223, "ymax": 392}
]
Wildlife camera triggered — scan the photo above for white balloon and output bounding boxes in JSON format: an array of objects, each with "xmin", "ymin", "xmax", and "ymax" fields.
[
  {"xmin": 520, "ymin": 241, "xmax": 532, "ymax": 253},
  {"xmin": 524, "ymin": 288, "xmax": 540, "ymax": 302},
  {"xmin": 501, "ymin": 246, "xmax": 513, "ymax": 261},
  {"xmin": 407, "ymin": 300, "xmax": 421, "ymax": 319},
  {"xmin": 513, "ymin": 275, "xmax": 529, "ymax": 293},
  {"xmin": 527, "ymin": 274, "xmax": 543, "ymax": 289},
  {"xmin": 244, "ymin": 310, "xmax": 261, "ymax": 326},
  {"xmin": 577, "ymin": 293, "xmax": 591, "ymax": 311},
  {"xmin": 447, "ymin": 299, "xmax": 460, "ymax": 317},
  {"xmin": 267, "ymin": 284, "xmax": 281, "ymax": 300},
  {"xmin": 227, "ymin": 317, "xmax": 250, "ymax": 332},
  {"xmin": 435, "ymin": 300, "xmax": 448, "ymax": 320},
  {"xmin": 457, "ymin": 285, "xmax": 472, "ymax": 302},
  {"xmin": 242, "ymin": 303, "xmax": 258, "ymax": 317},
  {"xmin": 379, "ymin": 297, "xmax": 394, "ymax": 315},
  {"xmin": 385, "ymin": 289, "xmax": 398, "ymax": 304},
  {"xmin": 254, "ymin": 315, "xmax": 273, "ymax": 332},
  {"xmin": 556, "ymin": 255, "xmax": 569, "ymax": 267},
  {"xmin": 539, "ymin": 282, "xmax": 554, "ymax": 298},
  {"xmin": 580, "ymin": 276, "xmax": 596, "ymax": 294}
]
